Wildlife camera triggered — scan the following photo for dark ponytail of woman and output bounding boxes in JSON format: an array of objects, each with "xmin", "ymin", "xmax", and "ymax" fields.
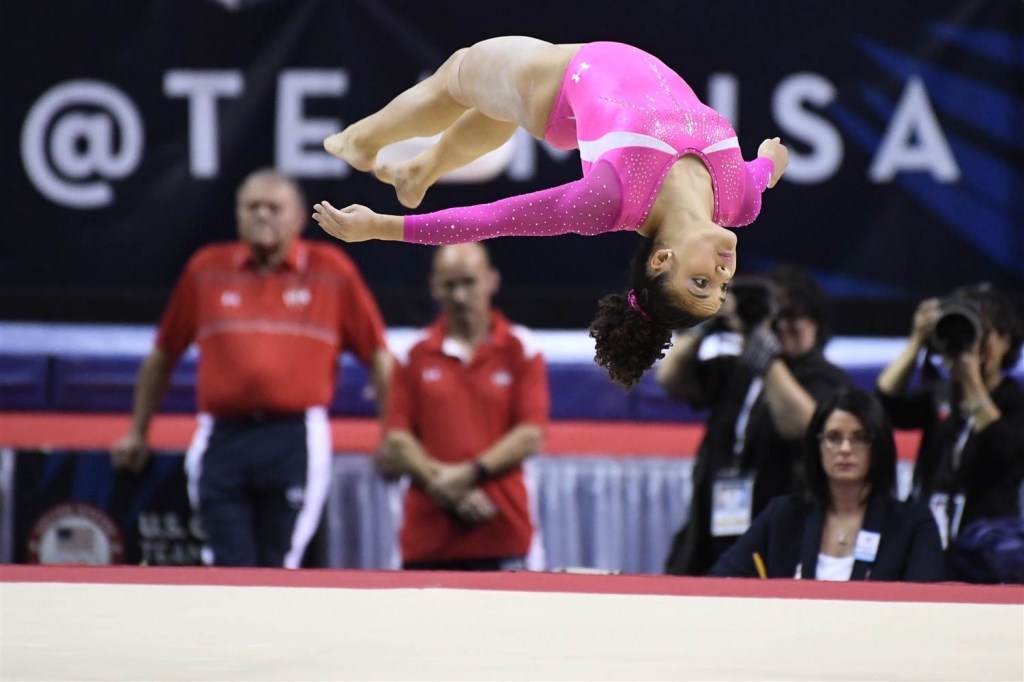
[{"xmin": 590, "ymin": 237, "xmax": 709, "ymax": 388}]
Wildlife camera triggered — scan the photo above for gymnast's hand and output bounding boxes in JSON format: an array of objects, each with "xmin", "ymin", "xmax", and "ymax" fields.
[
  {"xmin": 758, "ymin": 137, "xmax": 789, "ymax": 189},
  {"xmin": 312, "ymin": 202, "xmax": 404, "ymax": 242}
]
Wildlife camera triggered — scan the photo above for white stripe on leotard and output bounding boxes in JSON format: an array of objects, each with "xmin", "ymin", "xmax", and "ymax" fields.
[
  {"xmin": 702, "ymin": 136, "xmax": 740, "ymax": 154},
  {"xmin": 578, "ymin": 131, "xmax": 738, "ymax": 161},
  {"xmin": 578, "ymin": 131, "xmax": 677, "ymax": 163}
]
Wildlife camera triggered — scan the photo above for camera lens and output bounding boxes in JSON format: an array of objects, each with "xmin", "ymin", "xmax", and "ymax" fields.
[
  {"xmin": 730, "ymin": 277, "xmax": 775, "ymax": 331},
  {"xmin": 931, "ymin": 302, "xmax": 983, "ymax": 357}
]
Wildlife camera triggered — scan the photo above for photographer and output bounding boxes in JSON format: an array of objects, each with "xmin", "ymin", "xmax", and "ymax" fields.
[
  {"xmin": 659, "ymin": 266, "xmax": 850, "ymax": 576},
  {"xmin": 876, "ymin": 283, "xmax": 1024, "ymax": 577}
]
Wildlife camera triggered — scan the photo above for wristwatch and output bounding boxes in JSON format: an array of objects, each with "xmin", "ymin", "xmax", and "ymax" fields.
[
  {"xmin": 960, "ymin": 396, "xmax": 993, "ymax": 416},
  {"xmin": 472, "ymin": 460, "xmax": 491, "ymax": 483}
]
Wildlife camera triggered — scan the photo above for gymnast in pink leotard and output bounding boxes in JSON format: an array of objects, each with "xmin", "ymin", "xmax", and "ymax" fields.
[{"xmin": 315, "ymin": 38, "xmax": 789, "ymax": 388}]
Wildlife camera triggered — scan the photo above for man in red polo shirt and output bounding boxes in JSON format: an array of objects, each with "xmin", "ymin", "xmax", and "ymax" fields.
[
  {"xmin": 111, "ymin": 168, "xmax": 391, "ymax": 568},
  {"xmin": 380, "ymin": 243, "xmax": 549, "ymax": 570}
]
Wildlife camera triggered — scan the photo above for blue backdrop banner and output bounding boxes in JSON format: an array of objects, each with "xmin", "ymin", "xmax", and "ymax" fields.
[{"xmin": 4, "ymin": 0, "xmax": 1021, "ymax": 328}]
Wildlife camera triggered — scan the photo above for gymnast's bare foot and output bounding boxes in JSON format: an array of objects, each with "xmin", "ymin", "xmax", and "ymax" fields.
[
  {"xmin": 323, "ymin": 127, "xmax": 378, "ymax": 173},
  {"xmin": 373, "ymin": 157, "xmax": 433, "ymax": 209}
]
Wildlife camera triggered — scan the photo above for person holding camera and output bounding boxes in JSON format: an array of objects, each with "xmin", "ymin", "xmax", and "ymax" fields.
[
  {"xmin": 876, "ymin": 283, "xmax": 1024, "ymax": 579},
  {"xmin": 659, "ymin": 266, "xmax": 850, "ymax": 575}
]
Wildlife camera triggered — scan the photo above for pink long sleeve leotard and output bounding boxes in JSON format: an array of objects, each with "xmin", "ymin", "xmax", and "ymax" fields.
[{"xmin": 404, "ymin": 42, "xmax": 774, "ymax": 245}]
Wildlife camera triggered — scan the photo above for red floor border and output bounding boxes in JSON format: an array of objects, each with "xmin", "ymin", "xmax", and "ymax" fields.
[
  {"xmin": 0, "ymin": 413, "xmax": 923, "ymax": 459},
  {"xmin": 2, "ymin": 564, "xmax": 1020, "ymax": 605}
]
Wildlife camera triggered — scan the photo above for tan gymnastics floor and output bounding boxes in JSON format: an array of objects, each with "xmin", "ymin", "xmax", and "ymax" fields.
[{"xmin": 2, "ymin": 566, "xmax": 1022, "ymax": 681}]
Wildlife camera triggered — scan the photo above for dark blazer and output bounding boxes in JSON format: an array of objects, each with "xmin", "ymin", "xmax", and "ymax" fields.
[{"xmin": 707, "ymin": 493, "xmax": 945, "ymax": 581}]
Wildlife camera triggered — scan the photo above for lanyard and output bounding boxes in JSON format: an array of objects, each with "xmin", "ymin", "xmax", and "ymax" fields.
[
  {"xmin": 732, "ymin": 377, "xmax": 764, "ymax": 465},
  {"xmin": 951, "ymin": 416, "xmax": 974, "ymax": 472}
]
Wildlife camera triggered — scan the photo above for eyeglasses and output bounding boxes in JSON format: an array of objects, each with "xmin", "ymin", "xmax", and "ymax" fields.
[{"xmin": 818, "ymin": 431, "xmax": 871, "ymax": 452}]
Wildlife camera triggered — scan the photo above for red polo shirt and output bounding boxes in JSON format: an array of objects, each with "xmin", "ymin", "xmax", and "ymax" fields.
[
  {"xmin": 387, "ymin": 310, "xmax": 550, "ymax": 563},
  {"xmin": 155, "ymin": 239, "xmax": 386, "ymax": 418}
]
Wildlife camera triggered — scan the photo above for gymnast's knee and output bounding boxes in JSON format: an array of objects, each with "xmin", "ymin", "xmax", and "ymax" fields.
[{"xmin": 445, "ymin": 48, "xmax": 471, "ymax": 106}]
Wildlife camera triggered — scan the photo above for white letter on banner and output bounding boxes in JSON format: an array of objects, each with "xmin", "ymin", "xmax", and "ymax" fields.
[
  {"xmin": 276, "ymin": 70, "xmax": 349, "ymax": 178},
  {"xmin": 164, "ymin": 71, "xmax": 244, "ymax": 178},
  {"xmin": 869, "ymin": 76, "xmax": 961, "ymax": 183},
  {"xmin": 707, "ymin": 73, "xmax": 740, "ymax": 132},
  {"xmin": 773, "ymin": 73, "xmax": 843, "ymax": 184}
]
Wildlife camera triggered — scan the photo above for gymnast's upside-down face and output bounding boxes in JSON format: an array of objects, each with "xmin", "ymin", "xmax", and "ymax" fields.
[{"xmin": 650, "ymin": 223, "xmax": 737, "ymax": 317}]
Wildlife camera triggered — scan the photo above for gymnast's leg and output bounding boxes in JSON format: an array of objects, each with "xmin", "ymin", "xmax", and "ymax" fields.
[
  {"xmin": 324, "ymin": 37, "xmax": 576, "ymax": 172},
  {"xmin": 374, "ymin": 109, "xmax": 518, "ymax": 208}
]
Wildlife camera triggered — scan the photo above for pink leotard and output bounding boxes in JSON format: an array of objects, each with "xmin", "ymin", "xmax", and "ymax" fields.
[{"xmin": 404, "ymin": 42, "xmax": 774, "ymax": 245}]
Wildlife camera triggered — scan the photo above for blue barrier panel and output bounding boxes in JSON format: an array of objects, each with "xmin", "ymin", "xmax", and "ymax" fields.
[
  {"xmin": 0, "ymin": 355, "xmax": 50, "ymax": 410},
  {"xmin": 330, "ymin": 355, "xmax": 377, "ymax": 417},
  {"xmin": 546, "ymin": 363, "xmax": 630, "ymax": 421},
  {"xmin": 51, "ymin": 356, "xmax": 197, "ymax": 413}
]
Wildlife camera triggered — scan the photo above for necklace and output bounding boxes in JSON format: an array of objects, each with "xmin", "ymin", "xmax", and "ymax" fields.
[{"xmin": 830, "ymin": 518, "xmax": 860, "ymax": 545}]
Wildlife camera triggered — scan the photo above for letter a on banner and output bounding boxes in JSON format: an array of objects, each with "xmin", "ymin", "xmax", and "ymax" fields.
[{"xmin": 869, "ymin": 77, "xmax": 961, "ymax": 183}]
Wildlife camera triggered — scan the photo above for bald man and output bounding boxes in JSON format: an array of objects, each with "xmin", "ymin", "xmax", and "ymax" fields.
[
  {"xmin": 380, "ymin": 244, "xmax": 550, "ymax": 571},
  {"xmin": 112, "ymin": 168, "xmax": 391, "ymax": 568}
]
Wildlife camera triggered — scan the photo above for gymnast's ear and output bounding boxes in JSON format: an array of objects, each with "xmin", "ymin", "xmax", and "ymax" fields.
[{"xmin": 649, "ymin": 249, "xmax": 673, "ymax": 273}]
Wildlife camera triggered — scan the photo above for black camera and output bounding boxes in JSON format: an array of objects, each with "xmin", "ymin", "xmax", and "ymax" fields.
[
  {"xmin": 729, "ymin": 276, "xmax": 777, "ymax": 332},
  {"xmin": 929, "ymin": 297, "xmax": 985, "ymax": 357}
]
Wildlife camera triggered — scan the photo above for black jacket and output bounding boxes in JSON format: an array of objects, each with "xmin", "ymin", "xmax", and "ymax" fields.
[
  {"xmin": 877, "ymin": 375, "xmax": 1024, "ymax": 529},
  {"xmin": 708, "ymin": 493, "xmax": 945, "ymax": 582}
]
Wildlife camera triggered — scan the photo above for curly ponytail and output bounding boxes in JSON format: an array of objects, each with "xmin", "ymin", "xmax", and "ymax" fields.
[{"xmin": 590, "ymin": 236, "xmax": 710, "ymax": 388}]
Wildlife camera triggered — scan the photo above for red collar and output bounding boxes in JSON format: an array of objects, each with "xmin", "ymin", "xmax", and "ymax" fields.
[{"xmin": 233, "ymin": 240, "xmax": 306, "ymax": 272}]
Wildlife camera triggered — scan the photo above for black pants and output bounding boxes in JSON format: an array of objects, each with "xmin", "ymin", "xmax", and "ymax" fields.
[{"xmin": 184, "ymin": 408, "xmax": 331, "ymax": 568}]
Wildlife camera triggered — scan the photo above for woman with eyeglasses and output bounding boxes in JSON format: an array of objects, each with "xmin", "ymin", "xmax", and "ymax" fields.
[{"xmin": 708, "ymin": 390, "xmax": 944, "ymax": 581}]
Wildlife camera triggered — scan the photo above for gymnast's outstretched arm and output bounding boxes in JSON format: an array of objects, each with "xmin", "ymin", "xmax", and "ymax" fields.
[{"xmin": 314, "ymin": 161, "xmax": 624, "ymax": 245}]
